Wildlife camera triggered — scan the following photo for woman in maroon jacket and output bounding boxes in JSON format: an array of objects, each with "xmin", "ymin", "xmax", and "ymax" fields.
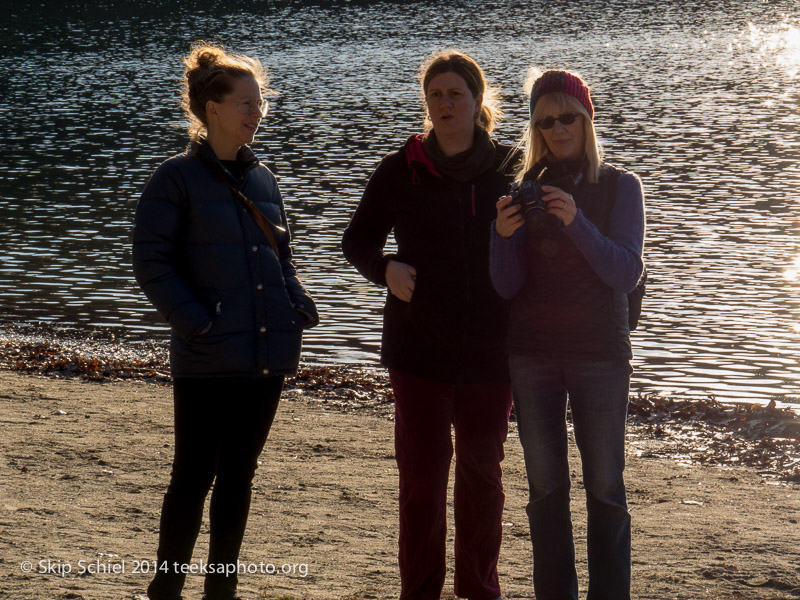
[{"xmin": 342, "ymin": 50, "xmax": 516, "ymax": 600}]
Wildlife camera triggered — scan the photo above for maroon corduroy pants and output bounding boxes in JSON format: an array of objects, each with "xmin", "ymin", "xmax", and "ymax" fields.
[{"xmin": 389, "ymin": 368, "xmax": 513, "ymax": 600}]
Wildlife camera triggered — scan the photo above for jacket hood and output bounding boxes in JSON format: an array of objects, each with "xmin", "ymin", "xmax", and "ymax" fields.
[{"xmin": 403, "ymin": 134, "xmax": 443, "ymax": 179}]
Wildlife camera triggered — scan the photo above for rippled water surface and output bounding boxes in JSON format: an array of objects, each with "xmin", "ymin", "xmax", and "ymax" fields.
[{"xmin": 2, "ymin": 0, "xmax": 800, "ymax": 405}]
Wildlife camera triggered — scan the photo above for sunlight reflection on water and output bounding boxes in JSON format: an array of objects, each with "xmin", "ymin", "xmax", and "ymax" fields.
[{"xmin": 1, "ymin": 0, "xmax": 799, "ymax": 406}]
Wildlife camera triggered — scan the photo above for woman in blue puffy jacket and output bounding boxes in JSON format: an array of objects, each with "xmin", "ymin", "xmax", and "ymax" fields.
[{"xmin": 132, "ymin": 42, "xmax": 317, "ymax": 600}]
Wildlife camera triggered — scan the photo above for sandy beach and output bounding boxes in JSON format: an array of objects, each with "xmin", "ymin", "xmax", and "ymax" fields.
[{"xmin": 0, "ymin": 367, "xmax": 798, "ymax": 600}]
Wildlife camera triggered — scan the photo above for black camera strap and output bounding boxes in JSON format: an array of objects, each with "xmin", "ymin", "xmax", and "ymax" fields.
[
  {"xmin": 522, "ymin": 157, "xmax": 549, "ymax": 183},
  {"xmin": 539, "ymin": 156, "xmax": 587, "ymax": 191}
]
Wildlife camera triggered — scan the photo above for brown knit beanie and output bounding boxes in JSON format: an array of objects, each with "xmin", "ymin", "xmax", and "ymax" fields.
[{"xmin": 529, "ymin": 70, "xmax": 594, "ymax": 120}]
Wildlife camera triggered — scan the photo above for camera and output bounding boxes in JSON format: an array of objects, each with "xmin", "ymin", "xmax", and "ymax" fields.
[
  {"xmin": 508, "ymin": 173, "xmax": 576, "ymax": 226},
  {"xmin": 508, "ymin": 180, "xmax": 547, "ymax": 223}
]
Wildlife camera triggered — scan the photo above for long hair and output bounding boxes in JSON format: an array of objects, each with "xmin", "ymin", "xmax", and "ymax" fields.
[
  {"xmin": 515, "ymin": 70, "xmax": 602, "ymax": 183},
  {"xmin": 418, "ymin": 50, "xmax": 502, "ymax": 133}
]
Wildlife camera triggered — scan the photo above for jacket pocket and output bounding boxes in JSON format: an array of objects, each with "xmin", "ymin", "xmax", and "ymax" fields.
[
  {"xmin": 189, "ymin": 287, "xmax": 223, "ymax": 338},
  {"xmin": 267, "ymin": 292, "xmax": 305, "ymax": 332},
  {"xmin": 406, "ymin": 270, "xmax": 443, "ymax": 337}
]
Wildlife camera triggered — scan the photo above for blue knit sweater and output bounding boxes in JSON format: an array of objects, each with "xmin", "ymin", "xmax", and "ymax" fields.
[
  {"xmin": 490, "ymin": 170, "xmax": 645, "ymax": 298},
  {"xmin": 489, "ymin": 166, "xmax": 645, "ymax": 359}
]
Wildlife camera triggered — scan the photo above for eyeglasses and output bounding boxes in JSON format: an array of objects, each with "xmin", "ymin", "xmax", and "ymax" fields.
[
  {"xmin": 536, "ymin": 113, "xmax": 580, "ymax": 130},
  {"xmin": 224, "ymin": 98, "xmax": 269, "ymax": 117}
]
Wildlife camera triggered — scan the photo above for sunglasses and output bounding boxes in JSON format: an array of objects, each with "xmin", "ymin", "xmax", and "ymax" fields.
[{"xmin": 536, "ymin": 113, "xmax": 581, "ymax": 130}]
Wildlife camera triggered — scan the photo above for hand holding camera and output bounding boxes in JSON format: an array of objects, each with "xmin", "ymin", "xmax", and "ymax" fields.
[
  {"xmin": 495, "ymin": 195, "xmax": 524, "ymax": 239},
  {"xmin": 507, "ymin": 167, "xmax": 580, "ymax": 228},
  {"xmin": 541, "ymin": 185, "xmax": 577, "ymax": 227},
  {"xmin": 497, "ymin": 163, "xmax": 582, "ymax": 237}
]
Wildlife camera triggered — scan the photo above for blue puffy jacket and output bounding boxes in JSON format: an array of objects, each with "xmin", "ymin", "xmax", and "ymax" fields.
[{"xmin": 132, "ymin": 139, "xmax": 318, "ymax": 378}]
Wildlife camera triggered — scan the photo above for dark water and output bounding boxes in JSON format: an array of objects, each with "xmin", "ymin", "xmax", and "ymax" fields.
[{"xmin": 2, "ymin": 1, "xmax": 800, "ymax": 406}]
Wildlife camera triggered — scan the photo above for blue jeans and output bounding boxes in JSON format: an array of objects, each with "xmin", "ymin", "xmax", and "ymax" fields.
[{"xmin": 509, "ymin": 356, "xmax": 631, "ymax": 600}]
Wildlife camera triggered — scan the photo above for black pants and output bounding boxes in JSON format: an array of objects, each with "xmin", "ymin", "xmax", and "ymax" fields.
[{"xmin": 147, "ymin": 376, "xmax": 284, "ymax": 600}]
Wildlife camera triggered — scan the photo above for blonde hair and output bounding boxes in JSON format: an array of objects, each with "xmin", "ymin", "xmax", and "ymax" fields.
[
  {"xmin": 515, "ymin": 69, "xmax": 602, "ymax": 183},
  {"xmin": 418, "ymin": 50, "xmax": 502, "ymax": 133},
  {"xmin": 181, "ymin": 41, "xmax": 269, "ymax": 141}
]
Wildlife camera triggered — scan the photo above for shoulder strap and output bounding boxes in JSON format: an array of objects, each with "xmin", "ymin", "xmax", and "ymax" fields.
[
  {"xmin": 193, "ymin": 154, "xmax": 285, "ymax": 257},
  {"xmin": 600, "ymin": 164, "xmax": 647, "ymax": 330},
  {"xmin": 601, "ymin": 164, "xmax": 622, "ymax": 234}
]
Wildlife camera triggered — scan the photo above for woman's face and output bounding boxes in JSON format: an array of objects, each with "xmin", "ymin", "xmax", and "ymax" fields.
[
  {"xmin": 425, "ymin": 71, "xmax": 481, "ymax": 138},
  {"xmin": 207, "ymin": 75, "xmax": 265, "ymax": 148},
  {"xmin": 537, "ymin": 96, "xmax": 586, "ymax": 161}
]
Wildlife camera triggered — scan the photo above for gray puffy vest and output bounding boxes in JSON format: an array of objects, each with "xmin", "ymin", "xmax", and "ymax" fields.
[{"xmin": 507, "ymin": 164, "xmax": 631, "ymax": 360}]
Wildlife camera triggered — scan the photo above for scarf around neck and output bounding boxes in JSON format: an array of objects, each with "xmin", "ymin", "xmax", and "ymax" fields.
[{"xmin": 423, "ymin": 127, "xmax": 496, "ymax": 182}]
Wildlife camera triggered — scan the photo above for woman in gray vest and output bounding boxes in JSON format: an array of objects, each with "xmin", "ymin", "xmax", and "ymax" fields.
[
  {"xmin": 490, "ymin": 69, "xmax": 645, "ymax": 600},
  {"xmin": 132, "ymin": 42, "xmax": 317, "ymax": 600}
]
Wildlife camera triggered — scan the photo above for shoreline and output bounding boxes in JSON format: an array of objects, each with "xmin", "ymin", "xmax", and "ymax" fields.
[
  {"xmin": 3, "ymin": 321, "xmax": 800, "ymax": 407},
  {"xmin": 2, "ymin": 331, "xmax": 799, "ymax": 483},
  {"xmin": 0, "ymin": 369, "xmax": 798, "ymax": 600}
]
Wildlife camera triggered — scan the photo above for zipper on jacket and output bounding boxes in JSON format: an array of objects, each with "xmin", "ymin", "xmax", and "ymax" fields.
[
  {"xmin": 215, "ymin": 301, "xmax": 222, "ymax": 315},
  {"xmin": 471, "ymin": 184, "xmax": 476, "ymax": 217},
  {"xmin": 457, "ymin": 192, "xmax": 470, "ymax": 357}
]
